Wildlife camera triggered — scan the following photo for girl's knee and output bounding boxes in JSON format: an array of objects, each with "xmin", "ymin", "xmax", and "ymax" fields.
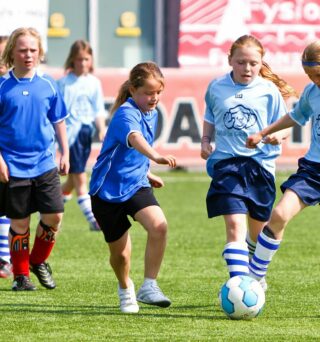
[{"xmin": 150, "ymin": 220, "xmax": 167, "ymax": 237}]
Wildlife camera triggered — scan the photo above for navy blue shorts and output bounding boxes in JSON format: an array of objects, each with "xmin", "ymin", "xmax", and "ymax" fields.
[
  {"xmin": 69, "ymin": 124, "xmax": 92, "ymax": 173},
  {"xmin": 91, "ymin": 187, "xmax": 159, "ymax": 243},
  {"xmin": 281, "ymin": 157, "xmax": 320, "ymax": 206},
  {"xmin": 206, "ymin": 157, "xmax": 275, "ymax": 221}
]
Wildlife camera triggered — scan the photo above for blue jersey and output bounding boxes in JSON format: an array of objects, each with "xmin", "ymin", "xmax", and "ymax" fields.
[
  {"xmin": 0, "ymin": 70, "xmax": 68, "ymax": 178},
  {"xmin": 57, "ymin": 72, "xmax": 105, "ymax": 146},
  {"xmin": 89, "ymin": 98, "xmax": 157, "ymax": 202},
  {"xmin": 204, "ymin": 73, "xmax": 287, "ymax": 176},
  {"xmin": 289, "ymin": 83, "xmax": 320, "ymax": 163}
]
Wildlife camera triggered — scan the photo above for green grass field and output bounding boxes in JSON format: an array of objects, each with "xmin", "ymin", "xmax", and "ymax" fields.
[{"xmin": 1, "ymin": 171, "xmax": 319, "ymax": 341}]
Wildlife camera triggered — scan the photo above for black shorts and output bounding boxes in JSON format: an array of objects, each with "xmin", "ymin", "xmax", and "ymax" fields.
[
  {"xmin": 91, "ymin": 187, "xmax": 159, "ymax": 243},
  {"xmin": 69, "ymin": 124, "xmax": 92, "ymax": 173},
  {"xmin": 0, "ymin": 168, "xmax": 64, "ymax": 219}
]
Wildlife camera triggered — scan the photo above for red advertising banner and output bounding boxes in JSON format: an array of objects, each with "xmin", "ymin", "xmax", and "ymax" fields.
[{"xmin": 179, "ymin": 0, "xmax": 320, "ymax": 71}]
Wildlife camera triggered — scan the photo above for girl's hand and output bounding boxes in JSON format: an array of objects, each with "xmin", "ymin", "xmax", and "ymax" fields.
[
  {"xmin": 246, "ymin": 133, "xmax": 263, "ymax": 148},
  {"xmin": 154, "ymin": 155, "xmax": 176, "ymax": 168},
  {"xmin": 201, "ymin": 141, "xmax": 213, "ymax": 160},
  {"xmin": 148, "ymin": 173, "xmax": 164, "ymax": 188},
  {"xmin": 59, "ymin": 154, "xmax": 70, "ymax": 176}
]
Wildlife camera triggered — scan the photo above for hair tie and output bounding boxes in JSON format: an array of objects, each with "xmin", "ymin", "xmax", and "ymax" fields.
[{"xmin": 302, "ymin": 61, "xmax": 320, "ymax": 67}]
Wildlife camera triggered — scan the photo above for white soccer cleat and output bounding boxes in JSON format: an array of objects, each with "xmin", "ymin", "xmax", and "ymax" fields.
[
  {"xmin": 259, "ymin": 277, "xmax": 268, "ymax": 292},
  {"xmin": 118, "ymin": 279, "xmax": 139, "ymax": 313},
  {"xmin": 137, "ymin": 281, "xmax": 171, "ymax": 308}
]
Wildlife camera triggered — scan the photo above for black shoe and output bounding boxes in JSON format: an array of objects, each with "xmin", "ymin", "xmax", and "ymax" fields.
[
  {"xmin": 12, "ymin": 275, "xmax": 36, "ymax": 291},
  {"xmin": 30, "ymin": 262, "xmax": 56, "ymax": 289}
]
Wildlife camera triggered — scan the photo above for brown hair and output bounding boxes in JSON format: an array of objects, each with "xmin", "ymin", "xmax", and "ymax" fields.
[
  {"xmin": 111, "ymin": 61, "xmax": 164, "ymax": 115},
  {"xmin": 64, "ymin": 40, "xmax": 94, "ymax": 73},
  {"xmin": 2, "ymin": 27, "xmax": 44, "ymax": 68},
  {"xmin": 229, "ymin": 35, "xmax": 298, "ymax": 99}
]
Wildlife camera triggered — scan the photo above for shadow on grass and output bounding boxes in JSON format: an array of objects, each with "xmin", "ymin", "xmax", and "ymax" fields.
[{"xmin": 0, "ymin": 303, "xmax": 225, "ymax": 320}]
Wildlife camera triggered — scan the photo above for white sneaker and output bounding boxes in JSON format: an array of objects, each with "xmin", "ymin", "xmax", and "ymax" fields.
[
  {"xmin": 137, "ymin": 281, "xmax": 171, "ymax": 308},
  {"xmin": 118, "ymin": 280, "xmax": 139, "ymax": 313},
  {"xmin": 259, "ymin": 277, "xmax": 268, "ymax": 292}
]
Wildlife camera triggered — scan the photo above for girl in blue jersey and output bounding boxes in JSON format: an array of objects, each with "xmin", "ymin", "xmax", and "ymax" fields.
[
  {"xmin": 246, "ymin": 40, "xmax": 320, "ymax": 284},
  {"xmin": 0, "ymin": 27, "xmax": 69, "ymax": 291},
  {"xmin": 58, "ymin": 40, "xmax": 106, "ymax": 231},
  {"xmin": 0, "ymin": 35, "xmax": 12, "ymax": 279},
  {"xmin": 201, "ymin": 35, "xmax": 297, "ymax": 290},
  {"xmin": 89, "ymin": 62, "xmax": 176, "ymax": 313}
]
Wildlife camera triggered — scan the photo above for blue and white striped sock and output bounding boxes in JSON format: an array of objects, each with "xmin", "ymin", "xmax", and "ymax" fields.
[
  {"xmin": 249, "ymin": 228, "xmax": 281, "ymax": 280},
  {"xmin": 223, "ymin": 242, "xmax": 249, "ymax": 278},
  {"xmin": 246, "ymin": 232, "xmax": 256, "ymax": 260},
  {"xmin": 0, "ymin": 216, "xmax": 10, "ymax": 263},
  {"xmin": 77, "ymin": 194, "xmax": 97, "ymax": 228}
]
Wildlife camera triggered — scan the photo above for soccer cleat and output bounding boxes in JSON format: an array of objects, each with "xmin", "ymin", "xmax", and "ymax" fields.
[
  {"xmin": 0, "ymin": 258, "xmax": 13, "ymax": 278},
  {"xmin": 137, "ymin": 282, "xmax": 171, "ymax": 308},
  {"xmin": 63, "ymin": 193, "xmax": 73, "ymax": 203},
  {"xmin": 30, "ymin": 262, "xmax": 56, "ymax": 289},
  {"xmin": 259, "ymin": 277, "xmax": 268, "ymax": 292},
  {"xmin": 118, "ymin": 279, "xmax": 139, "ymax": 313},
  {"xmin": 12, "ymin": 275, "xmax": 36, "ymax": 291},
  {"xmin": 89, "ymin": 221, "xmax": 101, "ymax": 231}
]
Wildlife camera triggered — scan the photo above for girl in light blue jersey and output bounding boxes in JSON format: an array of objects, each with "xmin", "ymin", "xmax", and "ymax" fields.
[
  {"xmin": 89, "ymin": 62, "xmax": 176, "ymax": 313},
  {"xmin": 0, "ymin": 27, "xmax": 69, "ymax": 291},
  {"xmin": 58, "ymin": 40, "xmax": 106, "ymax": 231},
  {"xmin": 246, "ymin": 40, "xmax": 320, "ymax": 286},
  {"xmin": 201, "ymin": 35, "xmax": 297, "ymax": 289}
]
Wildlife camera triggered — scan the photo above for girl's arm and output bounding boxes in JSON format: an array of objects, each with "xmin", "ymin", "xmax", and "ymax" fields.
[
  {"xmin": 246, "ymin": 114, "xmax": 296, "ymax": 148},
  {"xmin": 128, "ymin": 132, "xmax": 176, "ymax": 168},
  {"xmin": 201, "ymin": 121, "xmax": 214, "ymax": 160},
  {"xmin": 54, "ymin": 120, "xmax": 70, "ymax": 175},
  {"xmin": 95, "ymin": 115, "xmax": 106, "ymax": 142},
  {"xmin": 0, "ymin": 152, "xmax": 9, "ymax": 183}
]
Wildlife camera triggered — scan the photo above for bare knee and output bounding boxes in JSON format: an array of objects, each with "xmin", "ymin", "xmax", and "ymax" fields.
[
  {"xmin": 148, "ymin": 220, "xmax": 167, "ymax": 239},
  {"xmin": 110, "ymin": 248, "xmax": 130, "ymax": 265},
  {"xmin": 41, "ymin": 213, "xmax": 63, "ymax": 231},
  {"xmin": 270, "ymin": 206, "xmax": 288, "ymax": 230}
]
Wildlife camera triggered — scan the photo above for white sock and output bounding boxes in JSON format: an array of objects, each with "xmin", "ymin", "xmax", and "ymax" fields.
[
  {"xmin": 142, "ymin": 277, "xmax": 157, "ymax": 287},
  {"xmin": 246, "ymin": 232, "xmax": 256, "ymax": 260},
  {"xmin": 249, "ymin": 229, "xmax": 281, "ymax": 280},
  {"xmin": 77, "ymin": 194, "xmax": 97, "ymax": 226}
]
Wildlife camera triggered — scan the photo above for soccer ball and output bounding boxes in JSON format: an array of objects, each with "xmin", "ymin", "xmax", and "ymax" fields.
[{"xmin": 219, "ymin": 275, "xmax": 265, "ymax": 320}]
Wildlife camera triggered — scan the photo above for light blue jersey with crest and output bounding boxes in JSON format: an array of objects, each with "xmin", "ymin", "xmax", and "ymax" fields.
[
  {"xmin": 57, "ymin": 72, "xmax": 105, "ymax": 147},
  {"xmin": 204, "ymin": 73, "xmax": 287, "ymax": 177},
  {"xmin": 288, "ymin": 82, "xmax": 320, "ymax": 163}
]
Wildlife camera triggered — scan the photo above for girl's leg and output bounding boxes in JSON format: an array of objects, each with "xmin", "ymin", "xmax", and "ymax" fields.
[
  {"xmin": 29, "ymin": 212, "xmax": 63, "ymax": 289},
  {"xmin": 246, "ymin": 217, "xmax": 268, "ymax": 259},
  {"xmin": 250, "ymin": 189, "xmax": 306, "ymax": 282},
  {"xmin": 0, "ymin": 216, "xmax": 12, "ymax": 278},
  {"xmin": 134, "ymin": 205, "xmax": 171, "ymax": 307},
  {"xmin": 61, "ymin": 174, "xmax": 74, "ymax": 202},
  {"xmin": 223, "ymin": 214, "xmax": 250, "ymax": 277},
  {"xmin": 108, "ymin": 232, "xmax": 139, "ymax": 313},
  {"xmin": 108, "ymin": 231, "xmax": 132, "ymax": 289},
  {"xmin": 134, "ymin": 205, "xmax": 167, "ymax": 279},
  {"xmin": 73, "ymin": 173, "xmax": 100, "ymax": 231}
]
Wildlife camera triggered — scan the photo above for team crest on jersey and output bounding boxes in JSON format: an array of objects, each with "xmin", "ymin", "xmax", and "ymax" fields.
[
  {"xmin": 224, "ymin": 105, "xmax": 257, "ymax": 130},
  {"xmin": 315, "ymin": 114, "xmax": 320, "ymax": 136}
]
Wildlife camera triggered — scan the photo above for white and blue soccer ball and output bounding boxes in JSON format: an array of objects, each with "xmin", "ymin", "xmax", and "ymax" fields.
[{"xmin": 219, "ymin": 275, "xmax": 265, "ymax": 320}]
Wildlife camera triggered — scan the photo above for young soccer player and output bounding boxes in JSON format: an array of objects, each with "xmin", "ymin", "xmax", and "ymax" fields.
[
  {"xmin": 0, "ymin": 27, "xmax": 69, "ymax": 290},
  {"xmin": 201, "ymin": 35, "xmax": 297, "ymax": 290},
  {"xmin": 246, "ymin": 40, "xmax": 320, "ymax": 283},
  {"xmin": 0, "ymin": 35, "xmax": 12, "ymax": 279},
  {"xmin": 58, "ymin": 40, "xmax": 106, "ymax": 231},
  {"xmin": 89, "ymin": 62, "xmax": 176, "ymax": 313}
]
